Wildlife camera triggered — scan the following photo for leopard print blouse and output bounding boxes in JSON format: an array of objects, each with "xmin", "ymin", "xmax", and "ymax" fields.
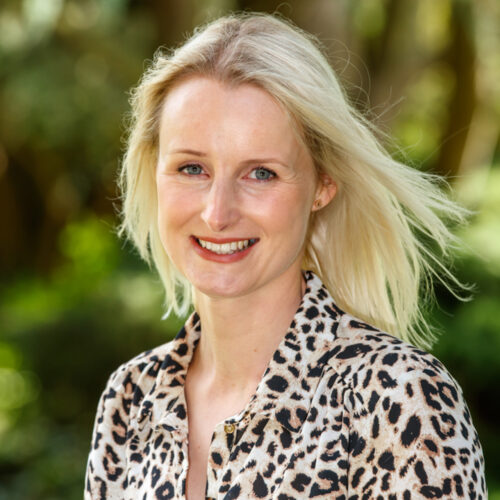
[{"xmin": 85, "ymin": 271, "xmax": 487, "ymax": 499}]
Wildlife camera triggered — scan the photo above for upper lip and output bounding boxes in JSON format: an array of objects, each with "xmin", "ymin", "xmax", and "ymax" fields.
[{"xmin": 193, "ymin": 236, "xmax": 258, "ymax": 243}]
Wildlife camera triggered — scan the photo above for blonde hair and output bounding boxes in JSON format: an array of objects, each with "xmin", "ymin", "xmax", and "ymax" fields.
[{"xmin": 119, "ymin": 12, "xmax": 468, "ymax": 349}]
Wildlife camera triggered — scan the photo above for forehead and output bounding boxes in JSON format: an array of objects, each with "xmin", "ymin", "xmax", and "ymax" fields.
[{"xmin": 158, "ymin": 77, "xmax": 304, "ymax": 157}]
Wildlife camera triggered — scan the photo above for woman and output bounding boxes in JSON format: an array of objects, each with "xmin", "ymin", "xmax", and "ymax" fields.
[{"xmin": 85, "ymin": 13, "xmax": 486, "ymax": 499}]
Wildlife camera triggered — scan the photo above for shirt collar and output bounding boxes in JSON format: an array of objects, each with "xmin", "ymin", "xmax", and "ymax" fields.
[{"xmin": 150, "ymin": 270, "xmax": 344, "ymax": 435}]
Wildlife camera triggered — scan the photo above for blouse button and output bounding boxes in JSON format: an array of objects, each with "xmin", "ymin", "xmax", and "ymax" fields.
[{"xmin": 224, "ymin": 423, "xmax": 235, "ymax": 434}]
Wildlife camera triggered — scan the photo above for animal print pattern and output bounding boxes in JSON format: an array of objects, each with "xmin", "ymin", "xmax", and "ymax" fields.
[{"xmin": 85, "ymin": 271, "xmax": 487, "ymax": 499}]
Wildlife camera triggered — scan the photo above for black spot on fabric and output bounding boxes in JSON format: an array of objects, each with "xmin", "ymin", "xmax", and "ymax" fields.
[
  {"xmin": 420, "ymin": 379, "xmax": 442, "ymax": 411},
  {"xmin": 420, "ymin": 485, "xmax": 443, "ymax": 498},
  {"xmin": 351, "ymin": 467, "xmax": 365, "ymax": 487},
  {"xmin": 310, "ymin": 470, "xmax": 340, "ymax": 495},
  {"xmin": 151, "ymin": 466, "xmax": 161, "ymax": 488},
  {"xmin": 280, "ymin": 430, "xmax": 292, "ymax": 449},
  {"xmin": 402, "ymin": 415, "xmax": 421, "ymax": 447},
  {"xmin": 382, "ymin": 353, "xmax": 398, "ymax": 366},
  {"xmin": 445, "ymin": 457, "xmax": 455, "ymax": 469},
  {"xmin": 372, "ymin": 415, "xmax": 380, "ymax": 439},
  {"xmin": 273, "ymin": 351, "xmax": 287, "ymax": 364},
  {"xmin": 442, "ymin": 478, "xmax": 452, "ymax": 494},
  {"xmin": 388, "ymin": 402, "xmax": 402, "ymax": 424},
  {"xmin": 348, "ymin": 431, "xmax": 366, "ymax": 457},
  {"xmin": 263, "ymin": 462, "xmax": 276, "ymax": 478},
  {"xmin": 431, "ymin": 414, "xmax": 456, "ymax": 440},
  {"xmin": 110, "ymin": 411, "xmax": 127, "ymax": 445},
  {"xmin": 132, "ymin": 387, "xmax": 145, "ymax": 406},
  {"xmin": 424, "ymin": 439, "xmax": 437, "ymax": 453},
  {"xmin": 406, "ymin": 382, "xmax": 414, "ymax": 397},
  {"xmin": 226, "ymin": 483, "xmax": 241, "ymax": 499},
  {"xmin": 129, "ymin": 452, "xmax": 142, "ymax": 463},
  {"xmin": 415, "ymin": 460, "xmax": 428, "ymax": 484},
  {"xmin": 252, "ymin": 418, "xmax": 268, "ymax": 435},
  {"xmin": 403, "ymin": 491, "xmax": 411, "ymax": 500},
  {"xmin": 454, "ymin": 475, "xmax": 464, "ymax": 495},
  {"xmin": 437, "ymin": 381, "xmax": 459, "ymax": 407},
  {"xmin": 362, "ymin": 369, "xmax": 373, "ymax": 388},
  {"xmin": 349, "ymin": 319, "xmax": 378, "ymax": 331},
  {"xmin": 222, "ymin": 469, "xmax": 232, "ymax": 482},
  {"xmin": 306, "ymin": 336, "xmax": 315, "ymax": 351},
  {"xmin": 377, "ymin": 371, "xmax": 397, "ymax": 389},
  {"xmin": 308, "ymin": 407, "xmax": 318, "ymax": 422},
  {"xmin": 253, "ymin": 473, "xmax": 268, "ymax": 498},
  {"xmin": 155, "ymin": 481, "xmax": 175, "ymax": 500},
  {"xmin": 291, "ymin": 473, "xmax": 311, "ymax": 492},
  {"xmin": 315, "ymin": 321, "xmax": 325, "ymax": 332},
  {"xmin": 266, "ymin": 375, "xmax": 288, "ymax": 392},
  {"xmin": 381, "ymin": 471, "xmax": 391, "ymax": 491},
  {"xmin": 378, "ymin": 451, "xmax": 395, "ymax": 471},
  {"xmin": 368, "ymin": 391, "xmax": 380, "ymax": 413},
  {"xmin": 174, "ymin": 403, "xmax": 186, "ymax": 420},
  {"xmin": 276, "ymin": 408, "xmax": 304, "ymax": 432},
  {"xmin": 305, "ymin": 306, "xmax": 319, "ymax": 319},
  {"xmin": 336, "ymin": 343, "xmax": 373, "ymax": 359},
  {"xmin": 175, "ymin": 343, "xmax": 188, "ymax": 356},
  {"xmin": 211, "ymin": 451, "xmax": 223, "ymax": 466},
  {"xmin": 460, "ymin": 422, "xmax": 469, "ymax": 440}
]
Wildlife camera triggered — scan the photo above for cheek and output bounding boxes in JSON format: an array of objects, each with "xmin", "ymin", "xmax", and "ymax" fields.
[
  {"xmin": 248, "ymin": 186, "xmax": 313, "ymax": 239},
  {"xmin": 156, "ymin": 182, "xmax": 197, "ymax": 243}
]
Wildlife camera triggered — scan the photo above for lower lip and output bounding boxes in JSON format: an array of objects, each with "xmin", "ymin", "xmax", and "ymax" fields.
[{"xmin": 190, "ymin": 237, "xmax": 258, "ymax": 263}]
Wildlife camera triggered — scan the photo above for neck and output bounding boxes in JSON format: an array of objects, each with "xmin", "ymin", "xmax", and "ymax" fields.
[{"xmin": 191, "ymin": 269, "xmax": 305, "ymax": 393}]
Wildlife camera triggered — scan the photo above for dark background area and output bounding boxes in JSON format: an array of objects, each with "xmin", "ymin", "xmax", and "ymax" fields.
[{"xmin": 0, "ymin": 0, "xmax": 499, "ymax": 498}]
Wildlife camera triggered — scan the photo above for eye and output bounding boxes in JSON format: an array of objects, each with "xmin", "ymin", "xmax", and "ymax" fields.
[
  {"xmin": 179, "ymin": 163, "xmax": 204, "ymax": 175},
  {"xmin": 248, "ymin": 167, "xmax": 276, "ymax": 181}
]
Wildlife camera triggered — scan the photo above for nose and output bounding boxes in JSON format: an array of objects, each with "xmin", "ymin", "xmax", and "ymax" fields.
[{"xmin": 201, "ymin": 178, "xmax": 240, "ymax": 232}]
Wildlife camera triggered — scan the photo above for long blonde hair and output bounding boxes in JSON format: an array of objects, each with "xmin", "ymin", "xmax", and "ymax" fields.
[{"xmin": 119, "ymin": 12, "xmax": 468, "ymax": 349}]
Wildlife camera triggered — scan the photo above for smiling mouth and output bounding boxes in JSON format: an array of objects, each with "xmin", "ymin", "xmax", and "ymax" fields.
[{"xmin": 194, "ymin": 237, "xmax": 258, "ymax": 255}]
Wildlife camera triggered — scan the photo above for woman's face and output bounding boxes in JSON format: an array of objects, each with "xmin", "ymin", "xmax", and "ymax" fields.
[{"xmin": 156, "ymin": 77, "xmax": 335, "ymax": 299}]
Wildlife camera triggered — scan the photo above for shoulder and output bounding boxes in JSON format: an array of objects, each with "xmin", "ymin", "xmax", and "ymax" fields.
[
  {"xmin": 329, "ymin": 313, "xmax": 457, "ymax": 390},
  {"xmin": 323, "ymin": 312, "xmax": 475, "ymax": 435},
  {"xmin": 92, "ymin": 329, "xmax": 189, "ymax": 435},
  {"xmin": 319, "ymin": 314, "xmax": 486, "ymax": 495}
]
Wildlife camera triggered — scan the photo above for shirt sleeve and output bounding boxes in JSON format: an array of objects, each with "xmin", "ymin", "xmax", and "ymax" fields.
[
  {"xmin": 85, "ymin": 365, "xmax": 137, "ymax": 500},
  {"xmin": 345, "ymin": 366, "xmax": 487, "ymax": 498}
]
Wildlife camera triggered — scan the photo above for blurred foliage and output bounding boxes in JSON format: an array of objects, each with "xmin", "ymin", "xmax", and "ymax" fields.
[{"xmin": 0, "ymin": 0, "xmax": 499, "ymax": 498}]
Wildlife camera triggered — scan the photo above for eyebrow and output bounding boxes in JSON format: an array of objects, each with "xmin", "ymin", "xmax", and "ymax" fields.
[
  {"xmin": 168, "ymin": 148, "xmax": 207, "ymax": 156},
  {"xmin": 167, "ymin": 148, "xmax": 290, "ymax": 168}
]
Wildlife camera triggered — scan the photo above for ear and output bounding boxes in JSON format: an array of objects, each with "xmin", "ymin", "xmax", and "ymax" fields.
[{"xmin": 312, "ymin": 173, "xmax": 337, "ymax": 211}]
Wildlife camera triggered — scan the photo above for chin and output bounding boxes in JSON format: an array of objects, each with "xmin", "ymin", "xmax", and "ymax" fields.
[{"xmin": 190, "ymin": 271, "xmax": 252, "ymax": 299}]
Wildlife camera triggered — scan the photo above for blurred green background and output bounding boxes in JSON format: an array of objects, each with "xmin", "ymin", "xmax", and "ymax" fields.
[{"xmin": 0, "ymin": 0, "xmax": 499, "ymax": 498}]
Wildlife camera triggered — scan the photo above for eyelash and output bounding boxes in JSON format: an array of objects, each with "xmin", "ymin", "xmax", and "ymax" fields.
[{"xmin": 178, "ymin": 164, "xmax": 277, "ymax": 181}]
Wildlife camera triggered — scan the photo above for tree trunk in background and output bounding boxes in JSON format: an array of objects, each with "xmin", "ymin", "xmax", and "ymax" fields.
[{"xmin": 435, "ymin": 1, "xmax": 476, "ymax": 179}]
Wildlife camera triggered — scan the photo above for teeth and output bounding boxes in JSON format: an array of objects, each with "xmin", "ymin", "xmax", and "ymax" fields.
[{"xmin": 197, "ymin": 238, "xmax": 254, "ymax": 254}]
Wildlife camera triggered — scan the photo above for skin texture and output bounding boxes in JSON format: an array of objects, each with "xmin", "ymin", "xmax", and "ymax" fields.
[{"xmin": 156, "ymin": 77, "xmax": 336, "ymax": 498}]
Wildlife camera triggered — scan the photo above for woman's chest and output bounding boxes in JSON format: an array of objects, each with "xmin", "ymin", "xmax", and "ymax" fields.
[{"xmin": 123, "ymin": 380, "xmax": 349, "ymax": 499}]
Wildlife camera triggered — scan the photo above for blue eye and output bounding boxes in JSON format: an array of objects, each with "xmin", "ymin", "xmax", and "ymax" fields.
[
  {"xmin": 180, "ymin": 164, "xmax": 203, "ymax": 175},
  {"xmin": 250, "ymin": 167, "xmax": 276, "ymax": 181}
]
